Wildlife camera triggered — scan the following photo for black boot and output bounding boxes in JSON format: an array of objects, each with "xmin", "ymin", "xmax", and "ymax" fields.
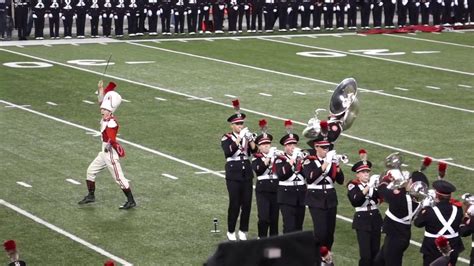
[
  {"xmin": 119, "ymin": 189, "xmax": 136, "ymax": 210},
  {"xmin": 78, "ymin": 181, "xmax": 96, "ymax": 204}
]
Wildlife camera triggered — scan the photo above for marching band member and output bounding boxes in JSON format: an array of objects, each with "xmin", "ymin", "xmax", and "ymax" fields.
[
  {"xmin": 374, "ymin": 157, "xmax": 432, "ymax": 266},
  {"xmin": 460, "ymin": 194, "xmax": 474, "ymax": 265},
  {"xmin": 237, "ymin": 0, "xmax": 250, "ymax": 32},
  {"xmin": 186, "ymin": 0, "xmax": 199, "ymax": 34},
  {"xmin": 32, "ymin": 0, "xmax": 46, "ymax": 39},
  {"xmin": 78, "ymin": 81, "xmax": 136, "ymax": 210},
  {"xmin": 88, "ymin": 0, "xmax": 101, "ymax": 37},
  {"xmin": 347, "ymin": 149, "xmax": 382, "ymax": 266},
  {"xmin": 114, "ymin": 0, "xmax": 126, "ymax": 37},
  {"xmin": 101, "ymin": 0, "xmax": 114, "ymax": 37},
  {"xmin": 126, "ymin": 0, "xmax": 139, "ymax": 36},
  {"xmin": 145, "ymin": 0, "xmax": 159, "ymax": 35},
  {"xmin": 414, "ymin": 179, "xmax": 465, "ymax": 266},
  {"xmin": 274, "ymin": 120, "xmax": 307, "ymax": 234},
  {"xmin": 251, "ymin": 119, "xmax": 279, "ymax": 238},
  {"xmin": 302, "ymin": 121, "xmax": 344, "ymax": 249},
  {"xmin": 47, "ymin": 0, "xmax": 61, "ymax": 38},
  {"xmin": 173, "ymin": 0, "xmax": 185, "ymax": 34},
  {"xmin": 197, "ymin": 0, "xmax": 211, "ymax": 33},
  {"xmin": 61, "ymin": 0, "xmax": 74, "ymax": 38},
  {"xmin": 221, "ymin": 99, "xmax": 256, "ymax": 241}
]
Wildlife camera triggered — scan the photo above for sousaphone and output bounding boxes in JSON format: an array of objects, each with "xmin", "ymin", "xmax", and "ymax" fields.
[{"xmin": 329, "ymin": 78, "xmax": 359, "ymax": 131}]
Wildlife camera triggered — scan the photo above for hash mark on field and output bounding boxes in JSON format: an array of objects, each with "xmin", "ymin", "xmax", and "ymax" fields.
[
  {"xmin": 82, "ymin": 100, "xmax": 95, "ymax": 104},
  {"xmin": 259, "ymin": 92, "xmax": 272, "ymax": 97},
  {"xmin": 458, "ymin": 84, "xmax": 472, "ymax": 88},
  {"xmin": 66, "ymin": 179, "xmax": 81, "ymax": 185},
  {"xmin": 426, "ymin": 86, "xmax": 441, "ymax": 90},
  {"xmin": 162, "ymin": 173, "xmax": 178, "ymax": 180},
  {"xmin": 412, "ymin": 51, "xmax": 440, "ymax": 54},
  {"xmin": 154, "ymin": 97, "xmax": 167, "ymax": 101},
  {"xmin": 394, "ymin": 87, "xmax": 409, "ymax": 91},
  {"xmin": 224, "ymin": 94, "xmax": 237, "ymax": 98},
  {"xmin": 121, "ymin": 99, "xmax": 131, "ymax": 102},
  {"xmin": 125, "ymin": 61, "xmax": 156, "ymax": 65},
  {"xmin": 293, "ymin": 91, "xmax": 306, "ymax": 95},
  {"xmin": 46, "ymin": 101, "xmax": 58, "ymax": 106},
  {"xmin": 16, "ymin": 182, "xmax": 32, "ymax": 188},
  {"xmin": 0, "ymin": 199, "xmax": 133, "ymax": 266}
]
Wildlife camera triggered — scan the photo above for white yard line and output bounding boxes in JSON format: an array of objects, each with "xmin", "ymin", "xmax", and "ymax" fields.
[
  {"xmin": 382, "ymin": 32, "xmax": 474, "ymax": 48},
  {"xmin": 0, "ymin": 102, "xmax": 470, "ymax": 264},
  {"xmin": 16, "ymin": 182, "xmax": 32, "ymax": 188},
  {"xmin": 258, "ymin": 38, "xmax": 474, "ymax": 76},
  {"xmin": 5, "ymin": 104, "xmax": 31, "ymax": 108},
  {"xmin": 124, "ymin": 42, "xmax": 474, "ymax": 113},
  {"xmin": 46, "ymin": 101, "xmax": 58, "ymax": 106},
  {"xmin": 0, "ymin": 100, "xmax": 225, "ymax": 178},
  {"xmin": 162, "ymin": 173, "xmax": 179, "ymax": 180},
  {"xmin": 66, "ymin": 178, "xmax": 81, "ymax": 185},
  {"xmin": 0, "ymin": 199, "xmax": 133, "ymax": 266},
  {"xmin": 0, "ymin": 49, "xmax": 472, "ymax": 170},
  {"xmin": 411, "ymin": 51, "xmax": 440, "ymax": 54}
]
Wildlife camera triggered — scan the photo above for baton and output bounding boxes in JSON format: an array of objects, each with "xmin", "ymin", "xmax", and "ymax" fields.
[{"xmin": 96, "ymin": 54, "xmax": 113, "ymax": 95}]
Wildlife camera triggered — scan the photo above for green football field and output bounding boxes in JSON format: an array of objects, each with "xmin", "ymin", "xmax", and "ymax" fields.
[{"xmin": 1, "ymin": 31, "xmax": 473, "ymax": 265}]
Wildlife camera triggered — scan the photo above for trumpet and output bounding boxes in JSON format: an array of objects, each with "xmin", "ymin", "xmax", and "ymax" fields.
[
  {"xmin": 334, "ymin": 154, "xmax": 349, "ymax": 164},
  {"xmin": 462, "ymin": 193, "xmax": 474, "ymax": 205},
  {"xmin": 379, "ymin": 152, "xmax": 410, "ymax": 190}
]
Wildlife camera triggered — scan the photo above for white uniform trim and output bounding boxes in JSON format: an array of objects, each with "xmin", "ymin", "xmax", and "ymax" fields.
[
  {"xmin": 385, "ymin": 194, "xmax": 416, "ymax": 225},
  {"xmin": 307, "ymin": 184, "xmax": 334, "ymax": 189},
  {"xmin": 354, "ymin": 184, "xmax": 378, "ymax": 212},
  {"xmin": 424, "ymin": 206, "xmax": 459, "ymax": 239}
]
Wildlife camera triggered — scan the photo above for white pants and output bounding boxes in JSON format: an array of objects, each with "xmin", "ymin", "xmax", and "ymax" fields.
[{"xmin": 86, "ymin": 148, "xmax": 130, "ymax": 190}]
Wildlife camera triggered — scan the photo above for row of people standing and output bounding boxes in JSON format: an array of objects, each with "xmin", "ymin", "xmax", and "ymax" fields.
[
  {"xmin": 220, "ymin": 101, "xmax": 474, "ymax": 265},
  {"xmin": 8, "ymin": 0, "xmax": 474, "ymax": 40}
]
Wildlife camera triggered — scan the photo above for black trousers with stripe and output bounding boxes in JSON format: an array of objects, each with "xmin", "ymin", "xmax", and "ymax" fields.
[{"xmin": 226, "ymin": 179, "xmax": 253, "ymax": 233}]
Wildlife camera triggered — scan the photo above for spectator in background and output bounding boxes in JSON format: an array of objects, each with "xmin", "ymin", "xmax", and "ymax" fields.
[{"xmin": 3, "ymin": 240, "xmax": 26, "ymax": 266}]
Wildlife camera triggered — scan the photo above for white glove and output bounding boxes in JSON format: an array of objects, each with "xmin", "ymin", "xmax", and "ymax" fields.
[
  {"xmin": 415, "ymin": 2, "xmax": 420, "ymax": 6},
  {"xmin": 103, "ymin": 13, "xmax": 107, "ymax": 17},
  {"xmin": 450, "ymin": 1, "xmax": 454, "ymax": 6},
  {"xmin": 379, "ymin": 1, "xmax": 383, "ymax": 6},
  {"xmin": 73, "ymin": 14, "xmax": 77, "ymax": 19},
  {"xmin": 239, "ymin": 127, "xmax": 249, "ymax": 139},
  {"xmin": 174, "ymin": 11, "xmax": 179, "ymax": 15},
  {"xmin": 421, "ymin": 197, "xmax": 432, "ymax": 207},
  {"xmin": 335, "ymin": 5, "xmax": 340, "ymax": 10},
  {"xmin": 323, "ymin": 6, "xmax": 327, "ymax": 11},
  {"xmin": 402, "ymin": 0, "xmax": 408, "ymax": 5},
  {"xmin": 203, "ymin": 5, "xmax": 209, "ymax": 10},
  {"xmin": 268, "ymin": 147, "xmax": 277, "ymax": 158},
  {"xmin": 109, "ymin": 13, "xmax": 114, "ymax": 18},
  {"xmin": 114, "ymin": 14, "xmax": 118, "ymax": 19},
  {"xmin": 44, "ymin": 13, "xmax": 49, "ymax": 18},
  {"xmin": 273, "ymin": 8, "xmax": 277, "ymax": 12},
  {"xmin": 291, "ymin": 148, "xmax": 302, "ymax": 161},
  {"xmin": 392, "ymin": 0, "xmax": 396, "ymax": 4},
  {"xmin": 368, "ymin": 174, "xmax": 380, "ymax": 188},
  {"xmin": 325, "ymin": 150, "xmax": 336, "ymax": 164},
  {"xmin": 33, "ymin": 13, "xmax": 38, "ymax": 19},
  {"xmin": 158, "ymin": 8, "xmax": 163, "ymax": 14},
  {"xmin": 298, "ymin": 5, "xmax": 304, "ymax": 11},
  {"xmin": 467, "ymin": 205, "xmax": 474, "ymax": 216},
  {"xmin": 147, "ymin": 9, "xmax": 152, "ymax": 16},
  {"xmin": 126, "ymin": 12, "xmax": 130, "ymax": 16},
  {"xmin": 233, "ymin": 5, "xmax": 238, "ymax": 10},
  {"xmin": 61, "ymin": 15, "xmax": 66, "ymax": 19},
  {"xmin": 287, "ymin": 7, "xmax": 292, "ymax": 13},
  {"xmin": 437, "ymin": 0, "xmax": 442, "ymax": 3},
  {"xmin": 144, "ymin": 8, "xmax": 147, "ymax": 13},
  {"xmin": 87, "ymin": 14, "xmax": 92, "ymax": 19},
  {"xmin": 48, "ymin": 13, "xmax": 53, "ymax": 18},
  {"xmin": 218, "ymin": 4, "xmax": 225, "ymax": 10},
  {"xmin": 370, "ymin": 3, "xmax": 374, "ymax": 8},
  {"xmin": 197, "ymin": 9, "xmax": 201, "ymax": 13},
  {"xmin": 244, "ymin": 4, "xmax": 249, "ymax": 9},
  {"xmin": 310, "ymin": 4, "xmax": 314, "ymax": 10},
  {"xmin": 424, "ymin": 2, "xmax": 430, "ymax": 7}
]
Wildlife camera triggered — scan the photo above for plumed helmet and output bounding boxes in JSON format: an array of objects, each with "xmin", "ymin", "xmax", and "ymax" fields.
[{"xmin": 100, "ymin": 90, "xmax": 122, "ymax": 113}]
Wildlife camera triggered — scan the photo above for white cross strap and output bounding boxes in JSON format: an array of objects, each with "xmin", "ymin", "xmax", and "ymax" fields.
[{"xmin": 424, "ymin": 206, "xmax": 459, "ymax": 239}]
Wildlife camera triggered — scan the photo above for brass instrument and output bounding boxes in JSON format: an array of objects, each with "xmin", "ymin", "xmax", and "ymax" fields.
[
  {"xmin": 329, "ymin": 78, "xmax": 360, "ymax": 131},
  {"xmin": 381, "ymin": 152, "xmax": 410, "ymax": 190}
]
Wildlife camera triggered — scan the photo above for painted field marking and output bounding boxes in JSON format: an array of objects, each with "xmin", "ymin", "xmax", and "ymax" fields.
[
  {"xmin": 16, "ymin": 182, "xmax": 32, "ymax": 188},
  {"xmin": 426, "ymin": 86, "xmax": 441, "ymax": 90},
  {"xmin": 46, "ymin": 101, "xmax": 58, "ymax": 106},
  {"xmin": 293, "ymin": 91, "xmax": 307, "ymax": 95},
  {"xmin": 121, "ymin": 99, "xmax": 131, "ymax": 103},
  {"xmin": 125, "ymin": 61, "xmax": 156, "ymax": 65},
  {"xmin": 154, "ymin": 97, "xmax": 167, "ymax": 101},
  {"xmin": 259, "ymin": 92, "xmax": 272, "ymax": 97},
  {"xmin": 162, "ymin": 173, "xmax": 179, "ymax": 180},
  {"xmin": 0, "ymin": 199, "xmax": 133, "ymax": 266},
  {"xmin": 82, "ymin": 100, "xmax": 95, "ymax": 104},
  {"xmin": 411, "ymin": 51, "xmax": 440, "ymax": 54},
  {"xmin": 458, "ymin": 84, "xmax": 472, "ymax": 88},
  {"xmin": 5, "ymin": 104, "xmax": 30, "ymax": 108},
  {"xmin": 394, "ymin": 87, "xmax": 409, "ymax": 91},
  {"xmin": 66, "ymin": 179, "xmax": 81, "ymax": 185},
  {"xmin": 224, "ymin": 94, "xmax": 237, "ymax": 98}
]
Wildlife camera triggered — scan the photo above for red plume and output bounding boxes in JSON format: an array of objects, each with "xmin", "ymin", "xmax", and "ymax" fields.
[
  {"xmin": 359, "ymin": 149, "xmax": 368, "ymax": 161},
  {"xmin": 435, "ymin": 236, "xmax": 449, "ymax": 248},
  {"xmin": 3, "ymin": 240, "xmax": 16, "ymax": 252},
  {"xmin": 284, "ymin": 120, "xmax": 293, "ymax": 134},
  {"xmin": 232, "ymin": 99, "xmax": 240, "ymax": 112},
  {"xmin": 320, "ymin": 120, "xmax": 328, "ymax": 135},
  {"xmin": 104, "ymin": 260, "xmax": 115, "ymax": 266},
  {"xmin": 104, "ymin": 82, "xmax": 117, "ymax": 94},
  {"xmin": 259, "ymin": 119, "xmax": 267, "ymax": 129},
  {"xmin": 420, "ymin": 157, "xmax": 432, "ymax": 172},
  {"xmin": 450, "ymin": 198, "xmax": 463, "ymax": 207},
  {"xmin": 438, "ymin": 161, "xmax": 447, "ymax": 179},
  {"xmin": 320, "ymin": 246, "xmax": 329, "ymax": 257}
]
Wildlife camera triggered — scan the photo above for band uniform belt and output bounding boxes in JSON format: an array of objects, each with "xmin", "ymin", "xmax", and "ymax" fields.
[{"xmin": 355, "ymin": 205, "xmax": 378, "ymax": 212}]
